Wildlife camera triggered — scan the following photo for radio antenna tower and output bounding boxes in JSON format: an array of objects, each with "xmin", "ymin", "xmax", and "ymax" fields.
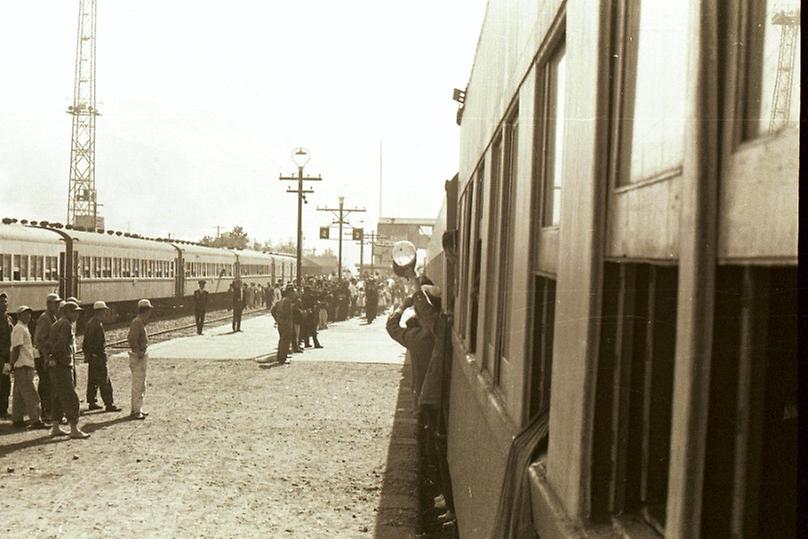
[
  {"xmin": 768, "ymin": 7, "xmax": 800, "ymax": 133},
  {"xmin": 67, "ymin": 0, "xmax": 101, "ymax": 229}
]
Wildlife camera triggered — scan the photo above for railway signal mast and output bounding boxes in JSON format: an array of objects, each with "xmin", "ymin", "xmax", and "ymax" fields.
[{"xmin": 67, "ymin": 0, "xmax": 102, "ymax": 230}]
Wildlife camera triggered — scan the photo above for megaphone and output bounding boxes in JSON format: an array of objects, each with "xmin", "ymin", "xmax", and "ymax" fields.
[{"xmin": 392, "ymin": 240, "xmax": 417, "ymax": 278}]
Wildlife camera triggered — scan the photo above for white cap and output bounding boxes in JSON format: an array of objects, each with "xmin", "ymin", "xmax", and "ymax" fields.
[
  {"xmin": 93, "ymin": 301, "xmax": 109, "ymax": 310},
  {"xmin": 137, "ymin": 299, "xmax": 153, "ymax": 309},
  {"xmin": 16, "ymin": 305, "xmax": 32, "ymax": 314}
]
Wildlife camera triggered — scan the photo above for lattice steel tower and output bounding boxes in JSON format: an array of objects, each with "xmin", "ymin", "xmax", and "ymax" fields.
[
  {"xmin": 67, "ymin": 0, "xmax": 101, "ymax": 229},
  {"xmin": 768, "ymin": 8, "xmax": 800, "ymax": 133}
]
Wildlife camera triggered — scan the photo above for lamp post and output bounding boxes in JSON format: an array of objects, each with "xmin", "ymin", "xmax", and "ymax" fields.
[{"xmin": 280, "ymin": 148, "xmax": 321, "ymax": 288}]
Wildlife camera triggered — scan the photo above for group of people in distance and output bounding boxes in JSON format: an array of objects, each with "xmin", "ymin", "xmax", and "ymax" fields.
[{"xmin": 0, "ymin": 291, "xmax": 154, "ymax": 438}]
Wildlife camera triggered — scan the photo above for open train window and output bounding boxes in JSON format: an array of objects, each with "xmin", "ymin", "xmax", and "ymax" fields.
[
  {"xmin": 527, "ymin": 275, "xmax": 555, "ymax": 419},
  {"xmin": 738, "ymin": 0, "xmax": 801, "ymax": 140},
  {"xmin": 611, "ymin": 0, "xmax": 689, "ymax": 185},
  {"xmin": 591, "ymin": 262, "xmax": 678, "ymax": 534},
  {"xmin": 497, "ymin": 108, "xmax": 519, "ymax": 366},
  {"xmin": 701, "ymin": 266, "xmax": 797, "ymax": 537},
  {"xmin": 457, "ymin": 185, "xmax": 472, "ymax": 340}
]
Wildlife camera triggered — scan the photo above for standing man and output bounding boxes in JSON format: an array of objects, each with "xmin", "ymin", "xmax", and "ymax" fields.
[
  {"xmin": 193, "ymin": 280, "xmax": 209, "ymax": 335},
  {"xmin": 0, "ymin": 292, "xmax": 11, "ymax": 419},
  {"xmin": 127, "ymin": 299, "xmax": 152, "ymax": 420},
  {"xmin": 10, "ymin": 306, "xmax": 47, "ymax": 429},
  {"xmin": 34, "ymin": 293, "xmax": 59, "ymax": 421},
  {"xmin": 47, "ymin": 301, "xmax": 90, "ymax": 439},
  {"xmin": 231, "ymin": 279, "xmax": 244, "ymax": 332},
  {"xmin": 365, "ymin": 279, "xmax": 379, "ymax": 324},
  {"xmin": 271, "ymin": 285, "xmax": 296, "ymax": 365},
  {"xmin": 83, "ymin": 301, "xmax": 121, "ymax": 413}
]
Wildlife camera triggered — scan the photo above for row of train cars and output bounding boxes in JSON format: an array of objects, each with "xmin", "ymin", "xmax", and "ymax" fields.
[{"xmin": 0, "ymin": 218, "xmax": 296, "ymax": 317}]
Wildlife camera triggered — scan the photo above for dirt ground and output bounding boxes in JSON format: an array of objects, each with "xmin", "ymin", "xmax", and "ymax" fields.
[{"xmin": 0, "ymin": 336, "xmax": 417, "ymax": 537}]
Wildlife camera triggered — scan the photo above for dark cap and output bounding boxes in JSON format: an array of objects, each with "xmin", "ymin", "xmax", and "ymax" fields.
[{"xmin": 198, "ymin": 280, "xmax": 206, "ymax": 285}]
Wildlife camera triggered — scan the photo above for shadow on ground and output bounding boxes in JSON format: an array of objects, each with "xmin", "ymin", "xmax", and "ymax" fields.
[{"xmin": 374, "ymin": 358, "xmax": 420, "ymax": 538}]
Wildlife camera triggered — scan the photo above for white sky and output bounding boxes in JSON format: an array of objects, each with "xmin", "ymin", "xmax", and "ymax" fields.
[{"xmin": 0, "ymin": 0, "xmax": 486, "ymax": 265}]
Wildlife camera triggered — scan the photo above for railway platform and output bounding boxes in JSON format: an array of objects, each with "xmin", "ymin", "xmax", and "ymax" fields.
[{"xmin": 0, "ymin": 312, "xmax": 420, "ymax": 538}]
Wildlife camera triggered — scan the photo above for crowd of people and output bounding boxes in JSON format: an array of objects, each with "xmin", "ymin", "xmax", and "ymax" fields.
[
  {"xmin": 0, "ymin": 291, "xmax": 155, "ymax": 438},
  {"xmin": 0, "ymin": 271, "xmax": 407, "ymax": 439}
]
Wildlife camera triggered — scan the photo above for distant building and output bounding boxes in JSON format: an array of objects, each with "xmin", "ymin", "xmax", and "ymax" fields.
[{"xmin": 374, "ymin": 217, "xmax": 435, "ymax": 272}]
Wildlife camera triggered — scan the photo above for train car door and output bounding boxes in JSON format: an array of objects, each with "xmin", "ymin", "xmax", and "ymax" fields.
[
  {"xmin": 70, "ymin": 250, "xmax": 79, "ymax": 299},
  {"xmin": 271, "ymin": 259, "xmax": 276, "ymax": 283}
]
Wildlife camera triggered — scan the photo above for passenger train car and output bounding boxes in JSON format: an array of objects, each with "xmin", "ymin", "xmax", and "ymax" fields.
[
  {"xmin": 427, "ymin": 1, "xmax": 798, "ymax": 537},
  {"xmin": 0, "ymin": 219, "xmax": 296, "ymax": 313}
]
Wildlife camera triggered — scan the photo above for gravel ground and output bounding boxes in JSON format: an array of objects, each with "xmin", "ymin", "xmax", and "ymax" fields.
[{"xmin": 0, "ymin": 325, "xmax": 414, "ymax": 537}]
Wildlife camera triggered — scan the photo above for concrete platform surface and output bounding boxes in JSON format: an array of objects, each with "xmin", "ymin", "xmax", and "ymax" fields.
[{"xmin": 112, "ymin": 311, "xmax": 407, "ymax": 365}]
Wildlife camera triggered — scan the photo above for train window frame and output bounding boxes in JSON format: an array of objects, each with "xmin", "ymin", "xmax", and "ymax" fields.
[
  {"xmin": 734, "ymin": 0, "xmax": 801, "ymax": 142},
  {"xmin": 609, "ymin": 0, "xmax": 689, "ymax": 188},
  {"xmin": 467, "ymin": 161, "xmax": 484, "ymax": 355},
  {"xmin": 456, "ymin": 184, "xmax": 471, "ymax": 340},
  {"xmin": 482, "ymin": 132, "xmax": 503, "ymax": 375},
  {"xmin": 591, "ymin": 262, "xmax": 678, "ymax": 534},
  {"xmin": 537, "ymin": 41, "xmax": 567, "ymax": 228},
  {"xmin": 1, "ymin": 254, "xmax": 10, "ymax": 281},
  {"xmin": 496, "ymin": 106, "xmax": 520, "ymax": 367}
]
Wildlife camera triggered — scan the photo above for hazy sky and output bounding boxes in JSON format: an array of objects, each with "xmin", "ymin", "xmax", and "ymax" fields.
[{"xmin": 0, "ymin": 1, "xmax": 486, "ymax": 264}]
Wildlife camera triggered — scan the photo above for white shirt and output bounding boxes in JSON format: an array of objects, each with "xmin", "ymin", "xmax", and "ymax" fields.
[{"xmin": 11, "ymin": 321, "xmax": 36, "ymax": 369}]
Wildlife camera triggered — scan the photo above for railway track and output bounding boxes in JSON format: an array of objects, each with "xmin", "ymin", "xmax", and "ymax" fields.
[{"xmin": 75, "ymin": 307, "xmax": 271, "ymax": 355}]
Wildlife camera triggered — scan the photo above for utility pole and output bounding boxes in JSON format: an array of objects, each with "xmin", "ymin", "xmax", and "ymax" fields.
[
  {"xmin": 365, "ymin": 232, "xmax": 389, "ymax": 274},
  {"xmin": 317, "ymin": 196, "xmax": 366, "ymax": 280},
  {"xmin": 280, "ymin": 148, "xmax": 321, "ymax": 287},
  {"xmin": 67, "ymin": 0, "xmax": 101, "ymax": 230}
]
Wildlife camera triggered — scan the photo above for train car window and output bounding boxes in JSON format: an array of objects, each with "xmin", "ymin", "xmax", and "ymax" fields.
[
  {"xmin": 133, "ymin": 259, "xmax": 140, "ymax": 278},
  {"xmin": 20, "ymin": 255, "xmax": 29, "ymax": 281},
  {"xmin": 0, "ymin": 254, "xmax": 10, "ymax": 281},
  {"xmin": 615, "ymin": 1, "xmax": 689, "ymax": 184},
  {"xmin": 497, "ymin": 110, "xmax": 519, "ymax": 363},
  {"xmin": 469, "ymin": 165, "xmax": 484, "ymax": 354},
  {"xmin": 92, "ymin": 257, "xmax": 100, "ymax": 279},
  {"xmin": 539, "ymin": 44, "xmax": 567, "ymax": 227},
  {"xmin": 104, "ymin": 257, "xmax": 112, "ymax": 278},
  {"xmin": 740, "ymin": 0, "xmax": 800, "ymax": 139},
  {"xmin": 528, "ymin": 276, "xmax": 555, "ymax": 419},
  {"xmin": 457, "ymin": 188, "xmax": 470, "ymax": 337},
  {"xmin": 591, "ymin": 263, "xmax": 677, "ymax": 533},
  {"xmin": 11, "ymin": 255, "xmax": 20, "ymax": 281},
  {"xmin": 483, "ymin": 134, "xmax": 503, "ymax": 373}
]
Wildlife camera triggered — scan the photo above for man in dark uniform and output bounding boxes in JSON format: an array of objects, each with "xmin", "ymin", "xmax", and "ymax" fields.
[
  {"xmin": 193, "ymin": 280, "xmax": 209, "ymax": 335},
  {"xmin": 231, "ymin": 278, "xmax": 244, "ymax": 332},
  {"xmin": 0, "ymin": 292, "xmax": 12, "ymax": 419},
  {"xmin": 34, "ymin": 293, "xmax": 60, "ymax": 421},
  {"xmin": 83, "ymin": 301, "xmax": 121, "ymax": 412},
  {"xmin": 301, "ymin": 287, "xmax": 323, "ymax": 349},
  {"xmin": 47, "ymin": 301, "xmax": 89, "ymax": 439},
  {"xmin": 271, "ymin": 285, "xmax": 296, "ymax": 364},
  {"xmin": 365, "ymin": 279, "xmax": 379, "ymax": 324}
]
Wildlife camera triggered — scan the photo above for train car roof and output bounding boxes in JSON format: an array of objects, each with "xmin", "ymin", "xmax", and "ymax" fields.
[
  {"xmin": 234, "ymin": 249, "xmax": 277, "ymax": 264},
  {"xmin": 171, "ymin": 242, "xmax": 237, "ymax": 263},
  {"xmin": 0, "ymin": 224, "xmax": 64, "ymax": 245},
  {"xmin": 66, "ymin": 228, "xmax": 178, "ymax": 254}
]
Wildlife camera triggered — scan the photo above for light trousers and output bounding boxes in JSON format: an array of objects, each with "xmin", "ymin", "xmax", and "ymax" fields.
[
  {"xmin": 11, "ymin": 366, "xmax": 42, "ymax": 423},
  {"xmin": 128, "ymin": 352, "xmax": 148, "ymax": 414}
]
